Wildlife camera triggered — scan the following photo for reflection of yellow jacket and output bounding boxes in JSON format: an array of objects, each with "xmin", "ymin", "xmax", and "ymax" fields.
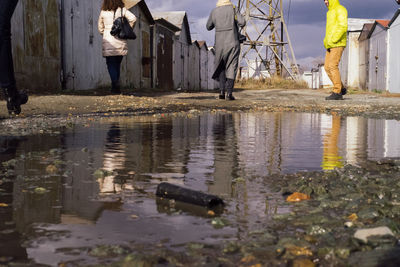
[{"xmin": 324, "ymin": 0, "xmax": 348, "ymax": 49}]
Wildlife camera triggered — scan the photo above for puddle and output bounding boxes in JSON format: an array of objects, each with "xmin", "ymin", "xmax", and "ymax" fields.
[{"xmin": 1, "ymin": 112, "xmax": 400, "ymax": 266}]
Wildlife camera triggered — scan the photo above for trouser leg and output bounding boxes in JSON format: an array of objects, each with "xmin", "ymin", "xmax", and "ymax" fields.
[
  {"xmin": 0, "ymin": 0, "xmax": 19, "ymax": 90},
  {"xmin": 219, "ymin": 70, "xmax": 226, "ymax": 95},
  {"xmin": 106, "ymin": 56, "xmax": 123, "ymax": 90},
  {"xmin": 226, "ymin": 79, "xmax": 235, "ymax": 95},
  {"xmin": 324, "ymin": 47, "xmax": 344, "ymax": 94}
]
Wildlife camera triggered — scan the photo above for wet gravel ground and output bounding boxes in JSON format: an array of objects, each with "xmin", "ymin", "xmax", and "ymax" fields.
[
  {"xmin": 1, "ymin": 88, "xmax": 400, "ymax": 121},
  {"xmin": 1, "ymin": 88, "xmax": 400, "ymax": 136},
  {"xmin": 1, "ymin": 88, "xmax": 400, "ymax": 266}
]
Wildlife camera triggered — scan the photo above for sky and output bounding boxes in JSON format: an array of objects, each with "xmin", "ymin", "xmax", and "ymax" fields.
[{"xmin": 145, "ymin": 0, "xmax": 399, "ymax": 70}]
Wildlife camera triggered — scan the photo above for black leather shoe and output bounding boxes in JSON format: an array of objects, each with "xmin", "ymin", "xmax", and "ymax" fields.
[
  {"xmin": 325, "ymin": 92, "xmax": 343, "ymax": 100},
  {"xmin": 219, "ymin": 94, "xmax": 225, "ymax": 99},
  {"xmin": 341, "ymin": 87, "xmax": 347, "ymax": 96},
  {"xmin": 227, "ymin": 94, "xmax": 235, "ymax": 101}
]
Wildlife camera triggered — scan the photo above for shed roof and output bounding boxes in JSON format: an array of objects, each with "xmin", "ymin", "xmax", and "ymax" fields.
[
  {"xmin": 367, "ymin": 20, "xmax": 390, "ymax": 39},
  {"xmin": 154, "ymin": 18, "xmax": 181, "ymax": 32},
  {"xmin": 152, "ymin": 11, "xmax": 192, "ymax": 44},
  {"xmin": 348, "ymin": 18, "xmax": 376, "ymax": 32},
  {"xmin": 358, "ymin": 23, "xmax": 374, "ymax": 41},
  {"xmin": 124, "ymin": 0, "xmax": 154, "ymax": 24},
  {"xmin": 197, "ymin": 41, "xmax": 208, "ymax": 50},
  {"xmin": 376, "ymin": 19, "xmax": 390, "ymax": 28},
  {"xmin": 389, "ymin": 9, "xmax": 400, "ymax": 27}
]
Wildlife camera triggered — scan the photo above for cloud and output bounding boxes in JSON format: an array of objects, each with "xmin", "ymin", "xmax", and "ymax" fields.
[{"xmin": 143, "ymin": 0, "xmax": 400, "ymax": 69}]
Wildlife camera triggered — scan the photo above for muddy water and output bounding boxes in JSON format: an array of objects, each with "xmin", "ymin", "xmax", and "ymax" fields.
[{"xmin": 1, "ymin": 112, "xmax": 400, "ymax": 266}]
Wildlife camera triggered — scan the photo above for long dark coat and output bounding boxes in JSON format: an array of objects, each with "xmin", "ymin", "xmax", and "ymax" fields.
[{"xmin": 206, "ymin": 5, "xmax": 246, "ymax": 80}]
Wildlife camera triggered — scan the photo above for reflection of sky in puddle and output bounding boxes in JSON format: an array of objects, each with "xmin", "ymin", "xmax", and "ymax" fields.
[{"xmin": 1, "ymin": 112, "xmax": 400, "ymax": 265}]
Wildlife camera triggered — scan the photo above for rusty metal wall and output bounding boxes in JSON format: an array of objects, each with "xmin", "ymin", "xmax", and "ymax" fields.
[
  {"xmin": 11, "ymin": 0, "xmax": 62, "ymax": 92},
  {"xmin": 155, "ymin": 25, "xmax": 174, "ymax": 90}
]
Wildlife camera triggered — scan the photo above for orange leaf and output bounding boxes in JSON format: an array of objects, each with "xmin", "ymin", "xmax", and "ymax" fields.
[
  {"xmin": 348, "ymin": 213, "xmax": 358, "ymax": 222},
  {"xmin": 287, "ymin": 192, "xmax": 311, "ymax": 202}
]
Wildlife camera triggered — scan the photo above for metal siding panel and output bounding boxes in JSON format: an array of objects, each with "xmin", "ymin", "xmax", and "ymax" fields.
[
  {"xmin": 368, "ymin": 27, "xmax": 388, "ymax": 92},
  {"xmin": 156, "ymin": 25, "xmax": 174, "ymax": 89},
  {"xmin": 347, "ymin": 32, "xmax": 360, "ymax": 88},
  {"xmin": 200, "ymin": 47, "xmax": 208, "ymax": 90},
  {"xmin": 358, "ymin": 40, "xmax": 369, "ymax": 90},
  {"xmin": 388, "ymin": 18, "xmax": 400, "ymax": 93},
  {"xmin": 207, "ymin": 50, "xmax": 215, "ymax": 90},
  {"xmin": 12, "ymin": 0, "xmax": 62, "ymax": 91}
]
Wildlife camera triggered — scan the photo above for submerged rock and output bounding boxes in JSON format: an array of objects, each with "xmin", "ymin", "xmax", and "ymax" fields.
[{"xmin": 354, "ymin": 226, "xmax": 395, "ymax": 243}]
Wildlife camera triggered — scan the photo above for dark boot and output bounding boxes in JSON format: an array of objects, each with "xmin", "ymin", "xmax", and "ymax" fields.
[
  {"xmin": 2, "ymin": 87, "xmax": 28, "ymax": 115},
  {"xmin": 219, "ymin": 91, "xmax": 225, "ymax": 99},
  {"xmin": 341, "ymin": 87, "xmax": 347, "ymax": 96},
  {"xmin": 226, "ymin": 79, "xmax": 235, "ymax": 101},
  {"xmin": 325, "ymin": 92, "xmax": 343, "ymax": 100},
  {"xmin": 111, "ymin": 81, "xmax": 121, "ymax": 94}
]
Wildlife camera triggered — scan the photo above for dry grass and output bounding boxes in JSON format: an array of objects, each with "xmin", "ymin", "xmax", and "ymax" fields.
[{"xmin": 236, "ymin": 77, "xmax": 309, "ymax": 90}]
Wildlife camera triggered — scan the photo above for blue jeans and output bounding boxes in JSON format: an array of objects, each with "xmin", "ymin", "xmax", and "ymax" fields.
[
  {"xmin": 0, "ymin": 0, "xmax": 19, "ymax": 89},
  {"xmin": 106, "ymin": 56, "xmax": 123, "ymax": 85}
]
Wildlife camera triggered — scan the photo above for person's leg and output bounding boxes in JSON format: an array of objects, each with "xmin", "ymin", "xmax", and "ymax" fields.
[
  {"xmin": 106, "ymin": 56, "xmax": 121, "ymax": 94},
  {"xmin": 219, "ymin": 70, "xmax": 226, "ymax": 99},
  {"xmin": 325, "ymin": 47, "xmax": 344, "ymax": 100},
  {"xmin": 0, "ymin": 0, "xmax": 18, "ymax": 89},
  {"xmin": 0, "ymin": 0, "xmax": 28, "ymax": 114},
  {"xmin": 226, "ymin": 78, "xmax": 235, "ymax": 100},
  {"xmin": 114, "ymin": 56, "xmax": 123, "ymax": 93},
  {"xmin": 328, "ymin": 47, "xmax": 344, "ymax": 95}
]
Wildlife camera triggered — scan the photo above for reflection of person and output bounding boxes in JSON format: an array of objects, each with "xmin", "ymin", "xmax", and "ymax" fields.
[
  {"xmin": 0, "ymin": 0, "xmax": 28, "ymax": 115},
  {"xmin": 207, "ymin": 0, "xmax": 246, "ymax": 101},
  {"xmin": 323, "ymin": 0, "xmax": 348, "ymax": 101},
  {"xmin": 321, "ymin": 113, "xmax": 344, "ymax": 170},
  {"xmin": 98, "ymin": 0, "xmax": 136, "ymax": 94},
  {"xmin": 0, "ymin": 137, "xmax": 28, "ymax": 261}
]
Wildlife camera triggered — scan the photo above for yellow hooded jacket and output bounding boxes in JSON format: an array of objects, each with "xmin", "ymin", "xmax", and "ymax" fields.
[{"xmin": 324, "ymin": 0, "xmax": 348, "ymax": 49}]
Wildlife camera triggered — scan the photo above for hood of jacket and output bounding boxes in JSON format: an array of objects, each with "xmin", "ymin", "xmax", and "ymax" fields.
[
  {"xmin": 217, "ymin": 0, "xmax": 233, "ymax": 7},
  {"xmin": 328, "ymin": 0, "xmax": 340, "ymax": 10}
]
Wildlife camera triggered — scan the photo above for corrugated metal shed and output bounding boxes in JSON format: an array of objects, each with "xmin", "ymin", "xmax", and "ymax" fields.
[
  {"xmin": 339, "ymin": 18, "xmax": 375, "ymax": 89},
  {"xmin": 11, "ymin": 0, "xmax": 155, "ymax": 91},
  {"xmin": 153, "ymin": 11, "xmax": 192, "ymax": 90},
  {"xmin": 358, "ymin": 23, "xmax": 374, "ymax": 90},
  {"xmin": 388, "ymin": 9, "xmax": 400, "ymax": 93},
  {"xmin": 368, "ymin": 20, "xmax": 390, "ymax": 92},
  {"xmin": 152, "ymin": 18, "xmax": 180, "ymax": 89}
]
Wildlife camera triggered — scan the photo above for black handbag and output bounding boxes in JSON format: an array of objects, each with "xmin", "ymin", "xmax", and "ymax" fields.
[{"xmin": 111, "ymin": 8, "xmax": 136, "ymax": 40}]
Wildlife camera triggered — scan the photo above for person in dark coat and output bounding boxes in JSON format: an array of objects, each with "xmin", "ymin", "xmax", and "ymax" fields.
[
  {"xmin": 0, "ymin": 0, "xmax": 28, "ymax": 115},
  {"xmin": 207, "ymin": 0, "xmax": 246, "ymax": 100}
]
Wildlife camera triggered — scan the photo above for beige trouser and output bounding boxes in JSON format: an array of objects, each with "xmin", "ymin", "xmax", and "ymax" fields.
[{"xmin": 324, "ymin": 47, "xmax": 344, "ymax": 94}]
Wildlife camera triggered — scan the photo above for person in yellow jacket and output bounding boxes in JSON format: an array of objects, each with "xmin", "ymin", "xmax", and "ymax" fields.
[{"xmin": 323, "ymin": 0, "xmax": 348, "ymax": 100}]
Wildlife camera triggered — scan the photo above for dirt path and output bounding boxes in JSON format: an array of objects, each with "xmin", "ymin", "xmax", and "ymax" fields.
[{"xmin": 1, "ymin": 89, "xmax": 400, "ymax": 120}]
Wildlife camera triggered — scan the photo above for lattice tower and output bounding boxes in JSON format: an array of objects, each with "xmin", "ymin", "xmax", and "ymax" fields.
[{"xmin": 235, "ymin": 0, "xmax": 299, "ymax": 79}]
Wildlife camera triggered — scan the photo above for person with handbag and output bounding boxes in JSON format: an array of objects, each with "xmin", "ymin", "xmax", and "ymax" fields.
[
  {"xmin": 98, "ymin": 0, "xmax": 136, "ymax": 94},
  {"xmin": 207, "ymin": 0, "xmax": 246, "ymax": 100},
  {"xmin": 0, "ymin": 0, "xmax": 29, "ymax": 115}
]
